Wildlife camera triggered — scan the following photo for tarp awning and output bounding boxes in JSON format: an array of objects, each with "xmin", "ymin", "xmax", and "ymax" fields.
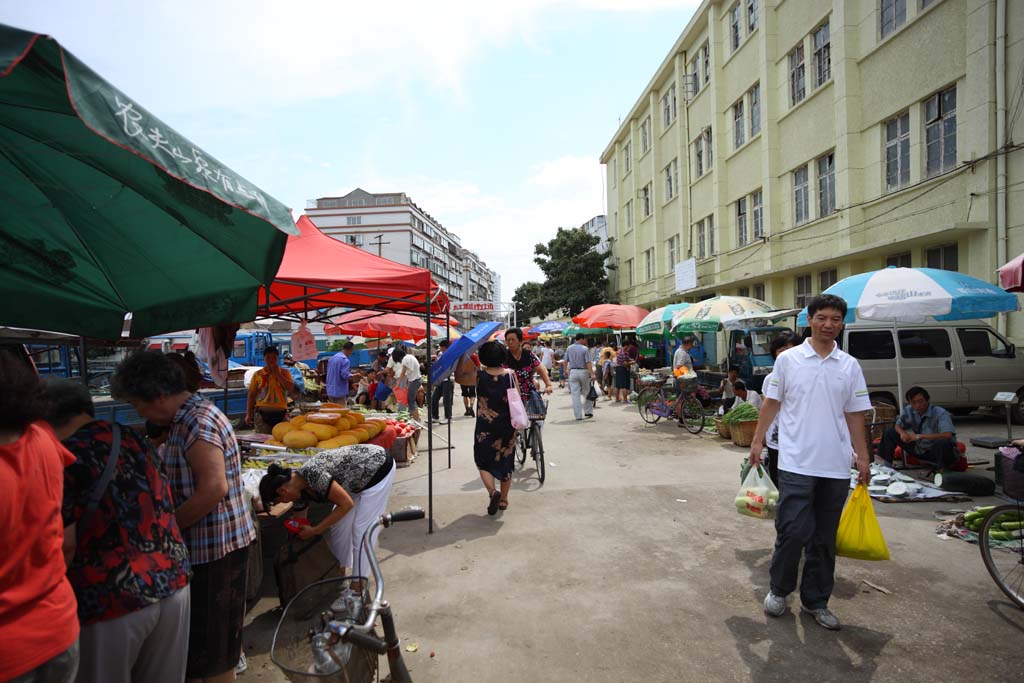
[{"xmin": 258, "ymin": 216, "xmax": 449, "ymax": 318}]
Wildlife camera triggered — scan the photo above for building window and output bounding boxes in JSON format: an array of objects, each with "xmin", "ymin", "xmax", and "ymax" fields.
[
  {"xmin": 663, "ymin": 84, "xmax": 677, "ymax": 127},
  {"xmin": 703, "ymin": 127, "xmax": 713, "ymax": 169},
  {"xmin": 689, "ymin": 56, "xmax": 701, "ymax": 95},
  {"xmin": 789, "ymin": 44, "xmax": 805, "ymax": 106},
  {"xmin": 697, "ymin": 219, "xmax": 706, "ymax": 259},
  {"xmin": 640, "ymin": 116, "xmax": 651, "ymax": 154},
  {"xmin": 667, "ymin": 235, "xmax": 679, "ymax": 268},
  {"xmin": 926, "ymin": 243, "xmax": 958, "ymax": 271},
  {"xmin": 702, "ymin": 44, "xmax": 711, "ymax": 85},
  {"xmin": 623, "ymin": 141, "xmax": 632, "ymax": 176},
  {"xmin": 346, "ymin": 216, "xmax": 362, "ymax": 226},
  {"xmin": 625, "ymin": 199, "xmax": 634, "ymax": 230},
  {"xmin": 752, "ymin": 189, "xmax": 763, "ymax": 238},
  {"xmin": 885, "ymin": 111, "xmax": 911, "ymax": 192},
  {"xmin": 611, "ymin": 159, "xmax": 617, "ymax": 189},
  {"xmin": 736, "ymin": 197, "xmax": 748, "ymax": 246},
  {"xmin": 748, "ymin": 0, "xmax": 759, "ymax": 32},
  {"xmin": 730, "ymin": 4, "xmax": 742, "ymax": 51},
  {"xmin": 749, "ymin": 83, "xmax": 761, "ymax": 136},
  {"xmin": 795, "ymin": 274, "xmax": 813, "ymax": 308},
  {"xmin": 926, "ymin": 85, "xmax": 957, "ymax": 177},
  {"xmin": 753, "ymin": 283, "xmax": 765, "ymax": 301},
  {"xmin": 626, "ymin": 258, "xmax": 635, "ymax": 287},
  {"xmin": 793, "ymin": 166, "xmax": 809, "ymax": 225},
  {"xmin": 817, "ymin": 152, "xmax": 835, "ymax": 217},
  {"xmin": 886, "ymin": 251, "xmax": 911, "ymax": 268},
  {"xmin": 344, "ymin": 234, "xmax": 364, "ymax": 247},
  {"xmin": 813, "ymin": 21, "xmax": 830, "ymax": 88},
  {"xmin": 881, "ymin": 0, "xmax": 906, "ymax": 39},
  {"xmin": 641, "ymin": 183, "xmax": 652, "ymax": 218},
  {"xmin": 819, "ymin": 268, "xmax": 838, "ymax": 292},
  {"xmin": 738, "ymin": 286, "xmax": 750, "ymax": 298},
  {"xmin": 664, "ymin": 159, "xmax": 678, "ymax": 200},
  {"xmin": 695, "ymin": 134, "xmax": 704, "ymax": 177},
  {"xmin": 707, "ymin": 214, "xmax": 716, "ymax": 255},
  {"xmin": 644, "ymin": 249, "xmax": 654, "ymax": 281},
  {"xmin": 733, "ymin": 98, "xmax": 745, "ymax": 149}
]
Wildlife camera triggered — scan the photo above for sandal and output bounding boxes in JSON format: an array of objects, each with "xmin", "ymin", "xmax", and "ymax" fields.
[
  {"xmin": 487, "ymin": 490, "xmax": 501, "ymax": 516},
  {"xmin": 498, "ymin": 500, "xmax": 509, "ymax": 511}
]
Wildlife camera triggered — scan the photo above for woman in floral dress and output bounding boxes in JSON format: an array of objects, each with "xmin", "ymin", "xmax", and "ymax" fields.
[{"xmin": 474, "ymin": 341, "xmax": 517, "ymax": 515}]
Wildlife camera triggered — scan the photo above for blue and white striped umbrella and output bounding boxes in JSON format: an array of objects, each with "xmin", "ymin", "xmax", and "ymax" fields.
[{"xmin": 797, "ymin": 267, "xmax": 1019, "ymax": 326}]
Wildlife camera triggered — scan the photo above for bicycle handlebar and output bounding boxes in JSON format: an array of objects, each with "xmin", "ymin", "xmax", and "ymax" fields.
[
  {"xmin": 386, "ymin": 507, "xmax": 426, "ymax": 525},
  {"xmin": 326, "ymin": 621, "xmax": 389, "ymax": 654}
]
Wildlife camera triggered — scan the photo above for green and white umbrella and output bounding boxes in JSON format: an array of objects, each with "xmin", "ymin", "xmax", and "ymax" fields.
[
  {"xmin": 636, "ymin": 303, "xmax": 690, "ymax": 339},
  {"xmin": 670, "ymin": 296, "xmax": 790, "ymax": 335}
]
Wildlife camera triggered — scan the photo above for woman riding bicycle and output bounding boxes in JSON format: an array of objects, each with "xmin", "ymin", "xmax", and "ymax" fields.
[{"xmin": 504, "ymin": 328, "xmax": 554, "ymax": 404}]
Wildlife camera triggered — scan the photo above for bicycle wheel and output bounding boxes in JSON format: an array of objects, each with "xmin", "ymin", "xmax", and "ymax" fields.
[
  {"xmin": 979, "ymin": 503, "xmax": 1024, "ymax": 609},
  {"xmin": 680, "ymin": 396, "xmax": 705, "ymax": 434},
  {"xmin": 637, "ymin": 387, "xmax": 663, "ymax": 424},
  {"xmin": 515, "ymin": 430, "xmax": 527, "ymax": 468},
  {"xmin": 531, "ymin": 422, "xmax": 545, "ymax": 484}
]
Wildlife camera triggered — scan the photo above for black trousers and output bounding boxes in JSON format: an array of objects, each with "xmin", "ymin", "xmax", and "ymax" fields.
[
  {"xmin": 877, "ymin": 427, "xmax": 957, "ymax": 469},
  {"xmin": 766, "ymin": 447, "xmax": 780, "ymax": 487},
  {"xmin": 431, "ymin": 379, "xmax": 454, "ymax": 420},
  {"xmin": 769, "ymin": 471, "xmax": 849, "ymax": 610}
]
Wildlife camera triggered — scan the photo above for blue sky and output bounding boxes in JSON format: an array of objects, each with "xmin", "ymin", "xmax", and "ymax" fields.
[{"xmin": 3, "ymin": 0, "xmax": 700, "ymax": 298}]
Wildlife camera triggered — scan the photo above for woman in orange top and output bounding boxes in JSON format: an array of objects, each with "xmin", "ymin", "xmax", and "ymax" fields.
[{"xmin": 246, "ymin": 346, "xmax": 294, "ymax": 433}]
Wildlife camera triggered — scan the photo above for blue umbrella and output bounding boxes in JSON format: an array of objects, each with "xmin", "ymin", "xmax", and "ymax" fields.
[
  {"xmin": 796, "ymin": 267, "xmax": 1019, "ymax": 406},
  {"xmin": 430, "ymin": 321, "xmax": 503, "ymax": 384},
  {"xmin": 530, "ymin": 320, "xmax": 567, "ymax": 334}
]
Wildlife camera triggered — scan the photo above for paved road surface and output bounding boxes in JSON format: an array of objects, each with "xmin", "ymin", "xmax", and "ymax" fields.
[{"xmin": 240, "ymin": 389, "xmax": 1024, "ymax": 682}]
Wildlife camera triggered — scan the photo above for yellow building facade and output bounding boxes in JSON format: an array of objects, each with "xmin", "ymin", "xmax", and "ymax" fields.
[{"xmin": 601, "ymin": 0, "xmax": 1024, "ymax": 338}]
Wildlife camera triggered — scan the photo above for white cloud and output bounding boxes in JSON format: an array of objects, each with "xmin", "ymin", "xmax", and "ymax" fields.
[
  {"xmin": 5, "ymin": 1, "xmax": 699, "ymax": 113},
  {"xmin": 332, "ymin": 153, "xmax": 606, "ymax": 299}
]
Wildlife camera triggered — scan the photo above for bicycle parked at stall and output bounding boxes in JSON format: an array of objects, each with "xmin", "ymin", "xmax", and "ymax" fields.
[
  {"xmin": 271, "ymin": 507, "xmax": 425, "ymax": 683},
  {"xmin": 978, "ymin": 499, "xmax": 1024, "ymax": 609},
  {"xmin": 636, "ymin": 377, "xmax": 705, "ymax": 434}
]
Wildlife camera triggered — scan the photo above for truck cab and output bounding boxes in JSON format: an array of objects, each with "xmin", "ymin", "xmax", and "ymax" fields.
[{"xmin": 724, "ymin": 326, "xmax": 794, "ymax": 392}]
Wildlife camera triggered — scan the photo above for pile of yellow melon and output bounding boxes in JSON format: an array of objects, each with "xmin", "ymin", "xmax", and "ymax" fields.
[{"xmin": 266, "ymin": 405, "xmax": 388, "ymax": 450}]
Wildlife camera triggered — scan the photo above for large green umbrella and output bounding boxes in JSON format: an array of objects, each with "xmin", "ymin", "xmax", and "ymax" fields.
[
  {"xmin": 0, "ymin": 23, "xmax": 296, "ymax": 339},
  {"xmin": 562, "ymin": 323, "xmax": 614, "ymax": 337},
  {"xmin": 670, "ymin": 296, "xmax": 788, "ymax": 335},
  {"xmin": 636, "ymin": 303, "xmax": 690, "ymax": 339}
]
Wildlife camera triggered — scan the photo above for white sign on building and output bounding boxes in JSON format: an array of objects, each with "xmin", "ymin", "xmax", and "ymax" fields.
[{"xmin": 674, "ymin": 258, "xmax": 697, "ymax": 292}]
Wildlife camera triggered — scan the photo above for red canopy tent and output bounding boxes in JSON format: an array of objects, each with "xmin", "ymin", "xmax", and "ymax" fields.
[
  {"xmin": 257, "ymin": 216, "xmax": 449, "ymax": 320},
  {"xmin": 326, "ymin": 311, "xmax": 442, "ymax": 341}
]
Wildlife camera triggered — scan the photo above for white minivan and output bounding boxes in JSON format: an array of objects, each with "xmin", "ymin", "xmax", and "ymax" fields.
[{"xmin": 839, "ymin": 320, "xmax": 1024, "ymax": 422}]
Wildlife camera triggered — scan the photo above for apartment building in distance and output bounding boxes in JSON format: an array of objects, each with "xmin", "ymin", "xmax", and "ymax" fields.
[
  {"xmin": 305, "ymin": 188, "xmax": 498, "ymax": 328},
  {"xmin": 600, "ymin": 0, "xmax": 1024, "ymax": 339}
]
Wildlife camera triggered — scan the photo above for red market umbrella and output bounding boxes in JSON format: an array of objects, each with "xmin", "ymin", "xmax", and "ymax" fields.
[
  {"xmin": 573, "ymin": 304, "xmax": 650, "ymax": 330},
  {"xmin": 997, "ymin": 253, "xmax": 1024, "ymax": 292},
  {"xmin": 433, "ymin": 314, "xmax": 459, "ymax": 327},
  {"xmin": 522, "ymin": 326, "xmax": 540, "ymax": 340},
  {"xmin": 326, "ymin": 311, "xmax": 439, "ymax": 341}
]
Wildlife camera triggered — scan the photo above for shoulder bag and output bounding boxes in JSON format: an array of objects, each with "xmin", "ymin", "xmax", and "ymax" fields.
[
  {"xmin": 79, "ymin": 423, "xmax": 122, "ymax": 539},
  {"xmin": 505, "ymin": 371, "xmax": 530, "ymax": 430}
]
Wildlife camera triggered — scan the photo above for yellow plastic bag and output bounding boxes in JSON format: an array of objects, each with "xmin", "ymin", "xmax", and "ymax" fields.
[{"xmin": 835, "ymin": 484, "xmax": 890, "ymax": 561}]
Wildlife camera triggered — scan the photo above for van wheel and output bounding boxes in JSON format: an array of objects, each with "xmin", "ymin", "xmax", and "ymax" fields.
[{"xmin": 1012, "ymin": 391, "xmax": 1024, "ymax": 425}]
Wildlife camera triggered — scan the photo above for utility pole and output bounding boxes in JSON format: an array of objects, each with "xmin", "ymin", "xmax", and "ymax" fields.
[{"xmin": 369, "ymin": 233, "xmax": 390, "ymax": 258}]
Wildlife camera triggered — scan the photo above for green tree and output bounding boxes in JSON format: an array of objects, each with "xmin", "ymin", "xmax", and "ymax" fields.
[
  {"xmin": 533, "ymin": 228, "xmax": 609, "ymax": 317},
  {"xmin": 327, "ymin": 339, "xmax": 346, "ymax": 352},
  {"xmin": 513, "ymin": 281, "xmax": 546, "ymax": 322}
]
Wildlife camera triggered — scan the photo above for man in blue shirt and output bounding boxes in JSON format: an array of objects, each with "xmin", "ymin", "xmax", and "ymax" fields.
[
  {"xmin": 876, "ymin": 385, "xmax": 957, "ymax": 470},
  {"xmin": 326, "ymin": 342, "xmax": 359, "ymax": 405}
]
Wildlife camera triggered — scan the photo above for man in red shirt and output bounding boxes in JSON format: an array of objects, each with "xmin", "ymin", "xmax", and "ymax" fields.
[{"xmin": 0, "ymin": 352, "xmax": 79, "ymax": 682}]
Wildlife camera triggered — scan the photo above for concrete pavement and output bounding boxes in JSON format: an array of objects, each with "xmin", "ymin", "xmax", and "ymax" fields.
[{"xmin": 241, "ymin": 389, "xmax": 1024, "ymax": 682}]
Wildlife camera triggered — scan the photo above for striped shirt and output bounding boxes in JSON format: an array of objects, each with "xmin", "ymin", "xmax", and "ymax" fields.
[{"xmin": 162, "ymin": 394, "xmax": 255, "ymax": 564}]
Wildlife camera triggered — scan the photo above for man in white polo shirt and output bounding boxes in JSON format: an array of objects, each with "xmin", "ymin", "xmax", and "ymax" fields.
[{"xmin": 748, "ymin": 294, "xmax": 871, "ymax": 631}]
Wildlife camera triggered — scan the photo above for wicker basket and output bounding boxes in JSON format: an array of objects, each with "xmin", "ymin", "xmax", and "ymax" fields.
[
  {"xmin": 731, "ymin": 420, "xmax": 759, "ymax": 447},
  {"xmin": 863, "ymin": 401, "xmax": 899, "ymax": 446},
  {"xmin": 713, "ymin": 417, "xmax": 732, "ymax": 439}
]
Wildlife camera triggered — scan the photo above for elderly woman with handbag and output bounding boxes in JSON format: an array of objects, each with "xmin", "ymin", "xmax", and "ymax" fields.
[{"xmin": 473, "ymin": 341, "xmax": 524, "ymax": 516}]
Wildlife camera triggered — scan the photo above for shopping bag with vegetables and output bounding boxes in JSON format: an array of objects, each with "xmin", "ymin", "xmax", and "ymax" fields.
[
  {"xmin": 835, "ymin": 484, "xmax": 890, "ymax": 561},
  {"xmin": 735, "ymin": 465, "xmax": 779, "ymax": 519}
]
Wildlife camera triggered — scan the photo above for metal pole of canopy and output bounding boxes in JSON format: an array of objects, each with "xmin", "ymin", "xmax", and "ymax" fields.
[
  {"xmin": 446, "ymin": 317, "xmax": 452, "ymax": 469},
  {"xmin": 425, "ymin": 292, "xmax": 433, "ymax": 534},
  {"xmin": 78, "ymin": 337, "xmax": 88, "ymax": 387}
]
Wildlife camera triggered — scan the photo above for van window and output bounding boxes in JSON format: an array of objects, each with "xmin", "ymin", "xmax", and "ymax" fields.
[
  {"xmin": 232, "ymin": 340, "xmax": 248, "ymax": 359},
  {"xmin": 848, "ymin": 331, "xmax": 895, "ymax": 359},
  {"xmin": 897, "ymin": 329, "xmax": 951, "ymax": 358},
  {"xmin": 957, "ymin": 328, "xmax": 1010, "ymax": 357}
]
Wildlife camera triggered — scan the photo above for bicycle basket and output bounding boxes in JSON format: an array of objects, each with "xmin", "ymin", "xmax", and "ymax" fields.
[
  {"xmin": 675, "ymin": 376, "xmax": 700, "ymax": 392},
  {"xmin": 270, "ymin": 577, "xmax": 378, "ymax": 683},
  {"xmin": 526, "ymin": 390, "xmax": 548, "ymax": 419}
]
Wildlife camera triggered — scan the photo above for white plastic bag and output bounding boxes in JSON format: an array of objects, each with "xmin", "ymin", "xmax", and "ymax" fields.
[
  {"xmin": 735, "ymin": 465, "xmax": 779, "ymax": 519},
  {"xmin": 291, "ymin": 322, "xmax": 317, "ymax": 361}
]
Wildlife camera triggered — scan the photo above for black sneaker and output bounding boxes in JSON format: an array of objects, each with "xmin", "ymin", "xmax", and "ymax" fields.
[{"xmin": 464, "ymin": 409, "xmax": 473, "ymax": 416}]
